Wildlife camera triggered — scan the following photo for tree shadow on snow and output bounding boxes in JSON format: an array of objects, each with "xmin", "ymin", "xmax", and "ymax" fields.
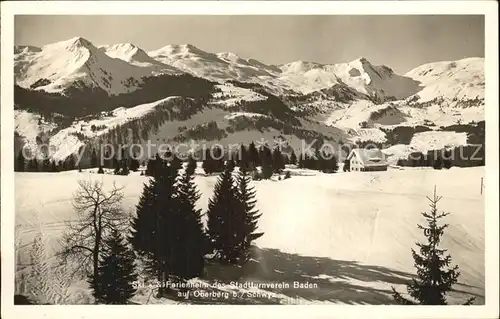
[{"xmin": 174, "ymin": 246, "xmax": 416, "ymax": 305}]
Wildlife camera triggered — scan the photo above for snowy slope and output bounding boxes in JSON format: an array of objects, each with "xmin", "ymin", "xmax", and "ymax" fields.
[
  {"xmin": 148, "ymin": 44, "xmax": 288, "ymax": 94},
  {"xmin": 14, "ymin": 37, "xmax": 172, "ymax": 95},
  {"xmin": 14, "ymin": 110, "xmax": 58, "ymax": 156},
  {"xmin": 15, "ymin": 36, "xmax": 484, "ymax": 108},
  {"xmin": 14, "ymin": 37, "xmax": 485, "ymax": 160},
  {"xmin": 409, "ymin": 131, "xmax": 469, "ymax": 153},
  {"xmin": 382, "ymin": 144, "xmax": 420, "ymax": 164},
  {"xmin": 211, "ymin": 83, "xmax": 267, "ymax": 107},
  {"xmin": 279, "ymin": 58, "xmax": 422, "ymax": 98},
  {"xmin": 46, "ymin": 97, "xmax": 183, "ymax": 161},
  {"xmin": 405, "ymin": 57, "xmax": 485, "ymax": 104},
  {"xmin": 149, "ymin": 45, "xmax": 423, "ymax": 98},
  {"xmin": 98, "ymin": 43, "xmax": 181, "ymax": 74},
  {"xmin": 15, "ymin": 166, "xmax": 485, "ymax": 304}
]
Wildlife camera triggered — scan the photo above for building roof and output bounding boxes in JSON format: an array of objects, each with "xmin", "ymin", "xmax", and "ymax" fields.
[{"xmin": 347, "ymin": 148, "xmax": 388, "ymax": 167}]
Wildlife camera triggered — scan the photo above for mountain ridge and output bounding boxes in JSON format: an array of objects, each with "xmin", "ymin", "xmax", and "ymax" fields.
[
  {"xmin": 14, "ymin": 37, "xmax": 485, "ymax": 164},
  {"xmin": 14, "ymin": 36, "xmax": 464, "ymax": 100}
]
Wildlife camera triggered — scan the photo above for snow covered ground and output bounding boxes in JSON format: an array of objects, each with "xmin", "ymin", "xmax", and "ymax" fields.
[
  {"xmin": 16, "ymin": 97, "xmax": 183, "ymax": 161},
  {"xmin": 15, "ymin": 166, "xmax": 484, "ymax": 305},
  {"xmin": 212, "ymin": 83, "xmax": 267, "ymax": 107},
  {"xmin": 14, "ymin": 110, "xmax": 58, "ymax": 154},
  {"xmin": 405, "ymin": 57, "xmax": 484, "ymax": 103},
  {"xmin": 382, "ymin": 144, "xmax": 420, "ymax": 165},
  {"xmin": 410, "ymin": 131, "xmax": 469, "ymax": 153}
]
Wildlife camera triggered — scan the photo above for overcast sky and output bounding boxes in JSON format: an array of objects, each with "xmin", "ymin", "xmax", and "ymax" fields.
[{"xmin": 15, "ymin": 15, "xmax": 484, "ymax": 73}]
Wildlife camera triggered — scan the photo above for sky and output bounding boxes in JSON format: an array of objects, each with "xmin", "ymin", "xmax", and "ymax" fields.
[{"xmin": 14, "ymin": 15, "xmax": 484, "ymax": 73}]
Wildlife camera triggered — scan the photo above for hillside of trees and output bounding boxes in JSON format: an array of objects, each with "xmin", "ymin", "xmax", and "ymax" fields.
[{"xmin": 15, "ymin": 73, "xmax": 220, "ymax": 118}]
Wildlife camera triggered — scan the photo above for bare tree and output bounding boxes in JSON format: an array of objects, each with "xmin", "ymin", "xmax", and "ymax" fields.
[{"xmin": 59, "ymin": 180, "xmax": 127, "ymax": 298}]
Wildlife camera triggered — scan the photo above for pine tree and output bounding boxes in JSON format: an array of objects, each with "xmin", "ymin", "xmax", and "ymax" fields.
[
  {"xmin": 91, "ymin": 148, "xmax": 98, "ymax": 168},
  {"xmin": 206, "ymin": 166, "xmax": 244, "ymax": 264},
  {"xmin": 289, "ymin": 150, "xmax": 297, "ymax": 165},
  {"xmin": 237, "ymin": 168, "xmax": 264, "ymax": 263},
  {"xmin": 238, "ymin": 144, "xmax": 251, "ymax": 171},
  {"xmin": 186, "ymin": 156, "xmax": 197, "ymax": 176},
  {"xmin": 260, "ymin": 145, "xmax": 274, "ymax": 179},
  {"xmin": 226, "ymin": 159, "xmax": 236, "ymax": 172},
  {"xmin": 392, "ymin": 187, "xmax": 475, "ymax": 305},
  {"xmin": 315, "ymin": 148, "xmax": 325, "ymax": 171},
  {"xmin": 202, "ymin": 148, "xmax": 215, "ymax": 175},
  {"xmin": 66, "ymin": 155, "xmax": 76, "ymax": 171},
  {"xmin": 202, "ymin": 146, "xmax": 224, "ymax": 175},
  {"xmin": 442, "ymin": 150, "xmax": 453, "ymax": 169},
  {"xmin": 129, "ymin": 165, "xmax": 177, "ymax": 290},
  {"xmin": 145, "ymin": 158, "xmax": 156, "ymax": 177},
  {"xmin": 343, "ymin": 159, "xmax": 351, "ymax": 172},
  {"xmin": 129, "ymin": 156, "xmax": 140, "ymax": 172},
  {"xmin": 174, "ymin": 165, "xmax": 206, "ymax": 278},
  {"xmin": 169, "ymin": 153, "xmax": 182, "ymax": 171},
  {"xmin": 433, "ymin": 157, "xmax": 443, "ymax": 170},
  {"xmin": 89, "ymin": 228, "xmax": 138, "ymax": 304},
  {"xmin": 248, "ymin": 141, "xmax": 261, "ymax": 168},
  {"xmin": 213, "ymin": 146, "xmax": 225, "ymax": 173},
  {"xmin": 51, "ymin": 161, "xmax": 58, "ymax": 173},
  {"xmin": 104, "ymin": 150, "xmax": 113, "ymax": 169},
  {"xmin": 28, "ymin": 158, "xmax": 39, "ymax": 172},
  {"xmin": 112, "ymin": 155, "xmax": 119, "ymax": 172},
  {"xmin": 298, "ymin": 152, "xmax": 306, "ymax": 169},
  {"xmin": 130, "ymin": 165, "xmax": 204, "ymax": 291},
  {"xmin": 322, "ymin": 153, "xmax": 339, "ymax": 173},
  {"xmin": 16, "ymin": 150, "xmax": 25, "ymax": 172},
  {"xmin": 40, "ymin": 157, "xmax": 50, "ymax": 172},
  {"xmin": 272, "ymin": 147, "xmax": 285, "ymax": 173},
  {"xmin": 120, "ymin": 159, "xmax": 129, "ymax": 175},
  {"xmin": 97, "ymin": 165, "xmax": 105, "ymax": 174}
]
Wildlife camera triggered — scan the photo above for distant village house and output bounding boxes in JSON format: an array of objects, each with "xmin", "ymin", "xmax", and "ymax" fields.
[{"xmin": 347, "ymin": 148, "xmax": 388, "ymax": 172}]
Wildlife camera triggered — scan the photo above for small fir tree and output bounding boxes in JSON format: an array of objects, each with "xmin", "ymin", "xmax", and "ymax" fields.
[
  {"xmin": 272, "ymin": 147, "xmax": 285, "ymax": 173},
  {"xmin": 392, "ymin": 187, "xmax": 475, "ymax": 305},
  {"xmin": 248, "ymin": 141, "xmax": 261, "ymax": 168},
  {"xmin": 129, "ymin": 156, "xmax": 140, "ymax": 172},
  {"xmin": 259, "ymin": 145, "xmax": 274, "ymax": 179},
  {"xmin": 206, "ymin": 166, "xmax": 243, "ymax": 264},
  {"xmin": 237, "ymin": 168, "xmax": 264, "ymax": 263},
  {"xmin": 97, "ymin": 165, "xmax": 105, "ymax": 174},
  {"xmin": 289, "ymin": 150, "xmax": 297, "ymax": 165},
  {"xmin": 16, "ymin": 150, "xmax": 25, "ymax": 172},
  {"xmin": 343, "ymin": 159, "xmax": 351, "ymax": 172},
  {"xmin": 186, "ymin": 155, "xmax": 197, "ymax": 176},
  {"xmin": 433, "ymin": 157, "xmax": 443, "ymax": 170},
  {"xmin": 238, "ymin": 144, "xmax": 251, "ymax": 171},
  {"xmin": 89, "ymin": 228, "xmax": 138, "ymax": 304},
  {"xmin": 174, "ymin": 165, "xmax": 206, "ymax": 278},
  {"xmin": 442, "ymin": 150, "xmax": 453, "ymax": 169}
]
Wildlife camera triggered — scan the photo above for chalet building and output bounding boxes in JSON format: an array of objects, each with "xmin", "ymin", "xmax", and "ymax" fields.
[{"xmin": 347, "ymin": 148, "xmax": 388, "ymax": 172}]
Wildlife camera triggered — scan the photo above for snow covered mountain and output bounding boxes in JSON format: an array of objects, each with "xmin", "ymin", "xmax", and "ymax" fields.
[
  {"xmin": 147, "ymin": 44, "xmax": 423, "ymax": 98},
  {"xmin": 98, "ymin": 43, "xmax": 180, "ymax": 73},
  {"xmin": 13, "ymin": 36, "xmax": 485, "ymax": 163},
  {"xmin": 278, "ymin": 58, "xmax": 423, "ymax": 98},
  {"xmin": 14, "ymin": 37, "xmax": 181, "ymax": 95},
  {"xmin": 404, "ymin": 57, "xmax": 484, "ymax": 105},
  {"xmin": 14, "ymin": 37, "xmax": 484, "ymax": 104},
  {"xmin": 148, "ymin": 44, "xmax": 289, "ymax": 93}
]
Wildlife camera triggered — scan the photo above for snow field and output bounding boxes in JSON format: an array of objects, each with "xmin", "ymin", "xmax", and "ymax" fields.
[
  {"xmin": 14, "ymin": 166, "xmax": 485, "ymax": 304},
  {"xmin": 410, "ymin": 131, "xmax": 469, "ymax": 153}
]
